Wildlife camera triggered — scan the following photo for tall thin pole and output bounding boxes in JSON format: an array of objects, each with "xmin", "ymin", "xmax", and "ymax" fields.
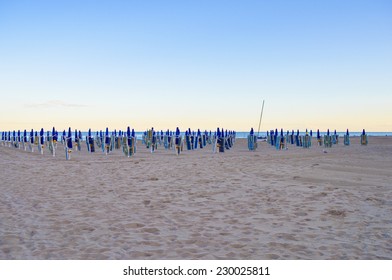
[{"xmin": 257, "ymin": 100, "xmax": 265, "ymax": 137}]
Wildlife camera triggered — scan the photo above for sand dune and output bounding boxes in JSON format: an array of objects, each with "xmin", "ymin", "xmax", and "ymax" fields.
[{"xmin": 1, "ymin": 137, "xmax": 391, "ymax": 259}]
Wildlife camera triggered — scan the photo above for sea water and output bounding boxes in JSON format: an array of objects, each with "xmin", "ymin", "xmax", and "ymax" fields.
[{"xmin": 51, "ymin": 131, "xmax": 392, "ymax": 140}]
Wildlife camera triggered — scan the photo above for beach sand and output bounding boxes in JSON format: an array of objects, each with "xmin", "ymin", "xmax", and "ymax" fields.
[{"xmin": 1, "ymin": 137, "xmax": 391, "ymax": 259}]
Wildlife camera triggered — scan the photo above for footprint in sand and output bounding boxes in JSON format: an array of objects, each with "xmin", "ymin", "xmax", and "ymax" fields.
[
  {"xmin": 142, "ymin": 227, "xmax": 160, "ymax": 234},
  {"xmin": 125, "ymin": 223, "xmax": 145, "ymax": 229}
]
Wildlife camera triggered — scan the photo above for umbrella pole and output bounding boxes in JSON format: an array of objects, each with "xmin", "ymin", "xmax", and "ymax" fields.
[{"xmin": 257, "ymin": 100, "xmax": 265, "ymax": 138}]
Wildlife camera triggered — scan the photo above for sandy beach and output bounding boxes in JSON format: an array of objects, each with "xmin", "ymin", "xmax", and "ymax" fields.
[{"xmin": 0, "ymin": 137, "xmax": 391, "ymax": 260}]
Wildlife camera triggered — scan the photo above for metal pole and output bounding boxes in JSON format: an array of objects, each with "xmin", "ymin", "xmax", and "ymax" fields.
[{"xmin": 257, "ymin": 100, "xmax": 265, "ymax": 137}]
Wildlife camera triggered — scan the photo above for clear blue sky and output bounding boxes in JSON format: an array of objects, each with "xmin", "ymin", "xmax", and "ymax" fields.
[{"xmin": 0, "ymin": 0, "xmax": 391, "ymax": 132}]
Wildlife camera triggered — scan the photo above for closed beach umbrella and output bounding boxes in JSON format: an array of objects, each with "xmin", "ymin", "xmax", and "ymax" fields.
[
  {"xmin": 67, "ymin": 128, "xmax": 73, "ymax": 149},
  {"xmin": 317, "ymin": 129, "xmax": 320, "ymax": 139},
  {"xmin": 362, "ymin": 129, "xmax": 366, "ymax": 135},
  {"xmin": 23, "ymin": 130, "xmax": 27, "ymax": 142},
  {"xmin": 30, "ymin": 129, "xmax": 34, "ymax": 143},
  {"xmin": 327, "ymin": 129, "xmax": 330, "ymax": 136},
  {"xmin": 40, "ymin": 128, "xmax": 44, "ymax": 145},
  {"xmin": 105, "ymin": 128, "xmax": 110, "ymax": 154},
  {"xmin": 126, "ymin": 126, "xmax": 132, "ymax": 147},
  {"xmin": 175, "ymin": 127, "xmax": 181, "ymax": 149},
  {"xmin": 52, "ymin": 127, "xmax": 58, "ymax": 142},
  {"xmin": 105, "ymin": 128, "xmax": 110, "ymax": 145},
  {"xmin": 344, "ymin": 128, "xmax": 350, "ymax": 146}
]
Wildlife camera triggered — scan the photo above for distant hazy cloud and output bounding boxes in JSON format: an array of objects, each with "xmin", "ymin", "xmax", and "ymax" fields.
[{"xmin": 25, "ymin": 100, "xmax": 87, "ymax": 108}]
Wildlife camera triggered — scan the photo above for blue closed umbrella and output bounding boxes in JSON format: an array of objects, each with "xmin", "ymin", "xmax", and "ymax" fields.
[
  {"xmin": 40, "ymin": 128, "xmax": 44, "ymax": 145},
  {"xmin": 67, "ymin": 128, "xmax": 73, "ymax": 149},
  {"xmin": 274, "ymin": 128, "xmax": 278, "ymax": 145},
  {"xmin": 126, "ymin": 126, "xmax": 132, "ymax": 147},
  {"xmin": 175, "ymin": 127, "xmax": 181, "ymax": 154},
  {"xmin": 105, "ymin": 128, "xmax": 110, "ymax": 145},
  {"xmin": 30, "ymin": 129, "xmax": 34, "ymax": 143},
  {"xmin": 343, "ymin": 128, "xmax": 350, "ymax": 146},
  {"xmin": 53, "ymin": 127, "xmax": 58, "ymax": 142}
]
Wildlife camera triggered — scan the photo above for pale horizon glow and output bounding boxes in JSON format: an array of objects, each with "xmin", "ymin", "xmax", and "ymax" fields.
[{"xmin": 0, "ymin": 0, "xmax": 391, "ymax": 132}]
